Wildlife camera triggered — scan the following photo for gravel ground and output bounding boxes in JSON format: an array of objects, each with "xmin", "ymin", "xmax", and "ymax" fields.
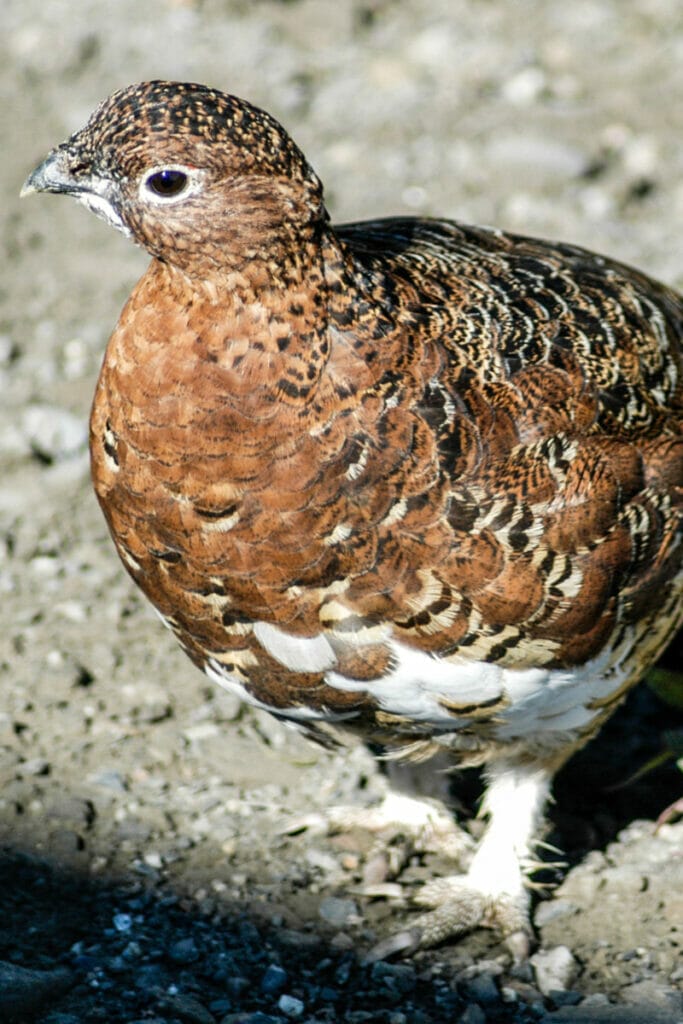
[{"xmin": 2, "ymin": 1, "xmax": 683, "ymax": 1021}]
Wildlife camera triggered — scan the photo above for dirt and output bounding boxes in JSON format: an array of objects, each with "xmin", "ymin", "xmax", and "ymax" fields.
[{"xmin": 1, "ymin": 1, "xmax": 682, "ymax": 1021}]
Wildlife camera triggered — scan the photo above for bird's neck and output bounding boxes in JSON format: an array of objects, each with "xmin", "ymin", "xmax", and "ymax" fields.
[{"xmin": 101, "ymin": 222, "xmax": 413, "ymax": 450}]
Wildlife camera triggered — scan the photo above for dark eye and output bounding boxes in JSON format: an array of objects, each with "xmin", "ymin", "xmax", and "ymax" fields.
[{"xmin": 145, "ymin": 169, "xmax": 189, "ymax": 198}]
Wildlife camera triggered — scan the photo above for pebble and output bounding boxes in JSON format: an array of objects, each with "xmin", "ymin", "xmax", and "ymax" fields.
[
  {"xmin": 531, "ymin": 946, "xmax": 578, "ymax": 995},
  {"xmin": 535, "ymin": 899, "xmax": 577, "ymax": 927},
  {"xmin": 277, "ymin": 993, "xmax": 304, "ymax": 1018},
  {"xmin": 21, "ymin": 403, "xmax": 87, "ymax": 461},
  {"xmin": 168, "ymin": 937, "xmax": 200, "ymax": 964},
  {"xmin": 261, "ymin": 963, "xmax": 288, "ymax": 994},
  {"xmin": 120, "ymin": 680, "xmax": 173, "ymax": 723},
  {"xmin": 16, "ymin": 756, "xmax": 50, "ymax": 776},
  {"xmin": 134, "ymin": 964, "xmax": 168, "ymax": 989},
  {"xmin": 621, "ymin": 979, "xmax": 683, "ymax": 1012},
  {"xmin": 86, "ymin": 769, "xmax": 127, "ymax": 792},
  {"xmin": 158, "ymin": 992, "xmax": 217, "ymax": 1024},
  {"xmin": 329, "ymin": 932, "xmax": 355, "ymax": 952},
  {"xmin": 371, "ymin": 961, "xmax": 417, "ymax": 996},
  {"xmin": 45, "ymin": 794, "xmax": 95, "ymax": 827},
  {"xmin": 318, "ymin": 896, "xmax": 359, "ymax": 927},
  {"xmin": 458, "ymin": 970, "xmax": 501, "ymax": 1006}
]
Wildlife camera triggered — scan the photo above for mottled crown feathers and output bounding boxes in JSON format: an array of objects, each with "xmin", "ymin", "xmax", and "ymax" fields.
[{"xmin": 86, "ymin": 81, "xmax": 320, "ymax": 181}]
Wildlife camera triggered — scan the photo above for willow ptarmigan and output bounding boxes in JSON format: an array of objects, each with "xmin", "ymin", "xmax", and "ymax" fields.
[{"xmin": 23, "ymin": 81, "xmax": 683, "ymax": 957}]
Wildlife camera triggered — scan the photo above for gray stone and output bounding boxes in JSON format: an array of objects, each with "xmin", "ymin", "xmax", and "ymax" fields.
[
  {"xmin": 458, "ymin": 970, "xmax": 501, "ymax": 1006},
  {"xmin": 168, "ymin": 937, "xmax": 200, "ymax": 964},
  {"xmin": 621, "ymin": 980, "xmax": 683, "ymax": 1012},
  {"xmin": 22, "ymin": 403, "xmax": 87, "ymax": 462},
  {"xmin": 261, "ymin": 963, "xmax": 288, "ymax": 994},
  {"xmin": 371, "ymin": 960, "xmax": 417, "ymax": 995},
  {"xmin": 158, "ymin": 992, "xmax": 217, "ymax": 1024},
  {"xmin": 318, "ymin": 896, "xmax": 359, "ymax": 927},
  {"xmin": 531, "ymin": 946, "xmax": 578, "ymax": 995},
  {"xmin": 277, "ymin": 994, "xmax": 305, "ymax": 1018}
]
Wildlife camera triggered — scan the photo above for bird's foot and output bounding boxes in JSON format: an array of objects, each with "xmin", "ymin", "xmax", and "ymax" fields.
[
  {"xmin": 362, "ymin": 762, "xmax": 555, "ymax": 961},
  {"xmin": 365, "ymin": 873, "xmax": 533, "ymax": 963}
]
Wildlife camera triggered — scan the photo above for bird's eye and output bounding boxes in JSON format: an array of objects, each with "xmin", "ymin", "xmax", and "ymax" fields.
[{"xmin": 144, "ymin": 168, "xmax": 189, "ymax": 198}]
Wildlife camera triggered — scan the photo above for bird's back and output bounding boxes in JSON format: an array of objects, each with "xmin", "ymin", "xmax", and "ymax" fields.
[
  {"xmin": 323, "ymin": 219, "xmax": 683, "ymax": 649},
  {"xmin": 337, "ymin": 216, "xmax": 683, "ymax": 435}
]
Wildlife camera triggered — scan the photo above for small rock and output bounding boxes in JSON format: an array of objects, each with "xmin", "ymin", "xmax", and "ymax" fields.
[
  {"xmin": 621, "ymin": 980, "xmax": 683, "ymax": 1013},
  {"xmin": 458, "ymin": 970, "xmax": 500, "ymax": 1006},
  {"xmin": 22, "ymin": 403, "xmax": 87, "ymax": 462},
  {"xmin": 134, "ymin": 964, "xmax": 168, "ymax": 989},
  {"xmin": 329, "ymin": 932, "xmax": 355, "ymax": 952},
  {"xmin": 318, "ymin": 896, "xmax": 359, "ymax": 927},
  {"xmin": 534, "ymin": 899, "xmax": 577, "ymax": 927},
  {"xmin": 501, "ymin": 65, "xmax": 546, "ymax": 104},
  {"xmin": 16, "ymin": 757, "xmax": 50, "ymax": 777},
  {"xmin": 261, "ymin": 963, "xmax": 287, "ymax": 994},
  {"xmin": 371, "ymin": 961, "xmax": 416, "ymax": 996},
  {"xmin": 277, "ymin": 994, "xmax": 304, "ymax": 1018},
  {"xmin": 86, "ymin": 770, "xmax": 127, "ymax": 792},
  {"xmin": 168, "ymin": 937, "xmax": 200, "ymax": 964},
  {"xmin": 549, "ymin": 991, "xmax": 583, "ymax": 1007},
  {"xmin": 121, "ymin": 680, "xmax": 172, "ymax": 723},
  {"xmin": 46, "ymin": 795, "xmax": 95, "ymax": 828},
  {"xmin": 531, "ymin": 945, "xmax": 578, "ymax": 995},
  {"xmin": 112, "ymin": 912, "xmax": 133, "ymax": 933},
  {"xmin": 159, "ymin": 992, "xmax": 217, "ymax": 1024}
]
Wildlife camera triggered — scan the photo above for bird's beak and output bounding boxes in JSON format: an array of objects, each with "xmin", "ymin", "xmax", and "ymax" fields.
[
  {"xmin": 21, "ymin": 147, "xmax": 81, "ymax": 198},
  {"xmin": 21, "ymin": 145, "xmax": 130, "ymax": 236}
]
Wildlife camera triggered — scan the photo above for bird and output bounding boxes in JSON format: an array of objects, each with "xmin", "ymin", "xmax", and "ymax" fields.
[{"xmin": 22, "ymin": 80, "xmax": 683, "ymax": 958}]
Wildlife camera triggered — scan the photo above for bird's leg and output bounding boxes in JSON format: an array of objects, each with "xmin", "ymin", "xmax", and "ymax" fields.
[{"xmin": 368, "ymin": 758, "xmax": 553, "ymax": 961}]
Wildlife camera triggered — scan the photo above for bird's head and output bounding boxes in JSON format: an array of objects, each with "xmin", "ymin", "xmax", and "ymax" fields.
[{"xmin": 22, "ymin": 80, "xmax": 327, "ymax": 277}]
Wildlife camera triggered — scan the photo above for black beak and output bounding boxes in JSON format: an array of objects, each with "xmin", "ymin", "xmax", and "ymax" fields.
[{"xmin": 21, "ymin": 147, "xmax": 84, "ymax": 198}]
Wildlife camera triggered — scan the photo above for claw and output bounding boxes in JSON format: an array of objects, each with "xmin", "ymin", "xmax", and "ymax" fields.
[{"xmin": 363, "ymin": 927, "xmax": 423, "ymax": 963}]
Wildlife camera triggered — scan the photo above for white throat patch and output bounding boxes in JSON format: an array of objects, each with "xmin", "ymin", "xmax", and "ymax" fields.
[{"xmin": 77, "ymin": 191, "xmax": 131, "ymax": 238}]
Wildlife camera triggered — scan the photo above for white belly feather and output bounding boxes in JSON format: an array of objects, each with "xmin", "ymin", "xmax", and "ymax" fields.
[{"xmin": 206, "ymin": 620, "xmax": 632, "ymax": 742}]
